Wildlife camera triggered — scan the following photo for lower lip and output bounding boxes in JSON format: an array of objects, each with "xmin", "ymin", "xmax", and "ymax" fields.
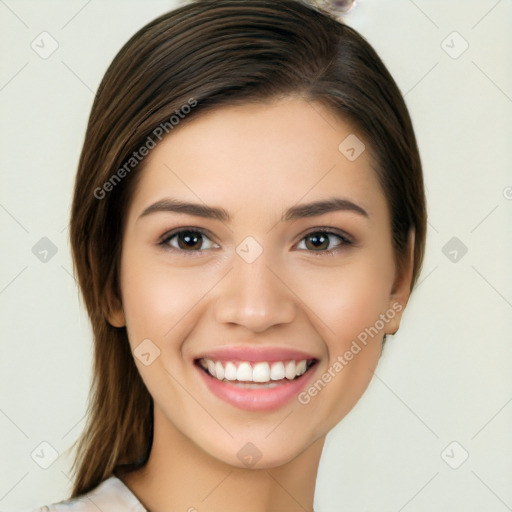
[{"xmin": 196, "ymin": 362, "xmax": 318, "ymax": 412}]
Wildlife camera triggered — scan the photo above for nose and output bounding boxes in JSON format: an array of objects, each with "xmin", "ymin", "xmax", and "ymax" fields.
[{"xmin": 213, "ymin": 250, "xmax": 297, "ymax": 333}]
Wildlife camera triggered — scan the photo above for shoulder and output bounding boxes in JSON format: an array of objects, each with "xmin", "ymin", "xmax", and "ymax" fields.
[{"xmin": 28, "ymin": 476, "xmax": 146, "ymax": 512}]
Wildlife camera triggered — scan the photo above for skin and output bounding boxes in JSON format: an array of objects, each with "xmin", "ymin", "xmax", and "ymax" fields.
[{"xmin": 108, "ymin": 96, "xmax": 414, "ymax": 512}]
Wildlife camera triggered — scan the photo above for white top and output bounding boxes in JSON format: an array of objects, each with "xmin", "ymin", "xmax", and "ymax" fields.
[{"xmin": 30, "ymin": 476, "xmax": 147, "ymax": 512}]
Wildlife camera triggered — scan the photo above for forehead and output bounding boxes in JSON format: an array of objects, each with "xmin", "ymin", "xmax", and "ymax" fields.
[{"xmin": 127, "ymin": 97, "xmax": 386, "ymax": 222}]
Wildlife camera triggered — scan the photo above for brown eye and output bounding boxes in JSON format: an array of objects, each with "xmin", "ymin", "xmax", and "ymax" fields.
[
  {"xmin": 176, "ymin": 230, "xmax": 203, "ymax": 250},
  {"xmin": 162, "ymin": 229, "xmax": 218, "ymax": 252},
  {"xmin": 305, "ymin": 232, "xmax": 330, "ymax": 251},
  {"xmin": 297, "ymin": 230, "xmax": 352, "ymax": 253}
]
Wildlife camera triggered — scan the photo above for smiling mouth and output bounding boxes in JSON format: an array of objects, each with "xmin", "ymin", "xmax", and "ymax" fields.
[{"xmin": 194, "ymin": 358, "xmax": 318, "ymax": 387}]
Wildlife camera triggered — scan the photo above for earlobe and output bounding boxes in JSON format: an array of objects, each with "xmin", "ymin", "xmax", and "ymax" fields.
[
  {"xmin": 104, "ymin": 292, "xmax": 126, "ymax": 328},
  {"xmin": 107, "ymin": 308, "xmax": 126, "ymax": 328},
  {"xmin": 385, "ymin": 229, "xmax": 415, "ymax": 335}
]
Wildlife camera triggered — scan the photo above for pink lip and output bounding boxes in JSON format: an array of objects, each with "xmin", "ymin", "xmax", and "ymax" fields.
[
  {"xmin": 194, "ymin": 346, "xmax": 318, "ymax": 363},
  {"xmin": 195, "ymin": 360, "xmax": 318, "ymax": 412}
]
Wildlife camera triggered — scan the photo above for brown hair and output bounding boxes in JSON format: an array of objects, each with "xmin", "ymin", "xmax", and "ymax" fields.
[{"xmin": 68, "ymin": 0, "xmax": 427, "ymax": 497}]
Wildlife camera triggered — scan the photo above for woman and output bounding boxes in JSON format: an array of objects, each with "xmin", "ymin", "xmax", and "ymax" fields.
[{"xmin": 33, "ymin": 0, "xmax": 426, "ymax": 510}]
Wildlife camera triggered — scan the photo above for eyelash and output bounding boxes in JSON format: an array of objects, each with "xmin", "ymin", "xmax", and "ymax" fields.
[{"xmin": 158, "ymin": 227, "xmax": 354, "ymax": 257}]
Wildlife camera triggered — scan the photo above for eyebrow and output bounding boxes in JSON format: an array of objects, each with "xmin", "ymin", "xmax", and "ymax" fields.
[{"xmin": 137, "ymin": 197, "xmax": 369, "ymax": 223}]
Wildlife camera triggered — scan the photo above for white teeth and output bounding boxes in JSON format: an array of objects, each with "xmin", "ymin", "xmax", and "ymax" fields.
[
  {"xmin": 207, "ymin": 359, "xmax": 216, "ymax": 378},
  {"xmin": 270, "ymin": 361, "xmax": 285, "ymax": 380},
  {"xmin": 236, "ymin": 362, "xmax": 253, "ymax": 381},
  {"xmin": 215, "ymin": 361, "xmax": 225, "ymax": 380},
  {"xmin": 296, "ymin": 360, "xmax": 307, "ymax": 375},
  {"xmin": 252, "ymin": 362, "xmax": 270, "ymax": 382},
  {"xmin": 224, "ymin": 361, "xmax": 237, "ymax": 381},
  {"xmin": 198, "ymin": 358, "xmax": 313, "ymax": 383},
  {"xmin": 285, "ymin": 360, "xmax": 296, "ymax": 380}
]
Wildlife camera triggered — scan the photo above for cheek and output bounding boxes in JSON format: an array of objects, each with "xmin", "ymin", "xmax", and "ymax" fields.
[
  {"xmin": 293, "ymin": 254, "xmax": 395, "ymax": 345},
  {"xmin": 295, "ymin": 264, "xmax": 390, "ymax": 435},
  {"xmin": 119, "ymin": 250, "xmax": 190, "ymax": 341},
  {"xmin": 294, "ymin": 250, "xmax": 395, "ymax": 431},
  {"xmin": 333, "ymin": 267, "xmax": 392, "ymax": 337}
]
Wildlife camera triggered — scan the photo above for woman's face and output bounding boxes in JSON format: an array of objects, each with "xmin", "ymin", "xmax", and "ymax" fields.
[{"xmin": 110, "ymin": 97, "xmax": 413, "ymax": 468}]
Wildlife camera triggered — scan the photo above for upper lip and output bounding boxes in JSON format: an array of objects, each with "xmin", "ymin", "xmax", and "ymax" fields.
[{"xmin": 194, "ymin": 346, "xmax": 319, "ymax": 363}]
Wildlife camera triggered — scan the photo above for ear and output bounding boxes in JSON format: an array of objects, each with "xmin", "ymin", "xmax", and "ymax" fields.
[
  {"xmin": 104, "ymin": 288, "xmax": 126, "ymax": 328},
  {"xmin": 384, "ymin": 228, "xmax": 415, "ymax": 335}
]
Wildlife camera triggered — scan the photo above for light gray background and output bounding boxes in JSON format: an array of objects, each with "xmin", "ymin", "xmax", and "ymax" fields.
[{"xmin": 1, "ymin": 1, "xmax": 511, "ymax": 511}]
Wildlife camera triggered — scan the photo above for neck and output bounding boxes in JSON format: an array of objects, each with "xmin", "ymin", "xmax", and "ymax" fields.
[{"xmin": 117, "ymin": 407, "xmax": 325, "ymax": 512}]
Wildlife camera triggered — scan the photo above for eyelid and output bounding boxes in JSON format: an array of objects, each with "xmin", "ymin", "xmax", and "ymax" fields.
[
  {"xmin": 293, "ymin": 227, "xmax": 354, "ymax": 256},
  {"xmin": 159, "ymin": 227, "xmax": 219, "ymax": 255},
  {"xmin": 158, "ymin": 226, "xmax": 215, "ymax": 244},
  {"xmin": 297, "ymin": 226, "xmax": 354, "ymax": 245},
  {"xmin": 158, "ymin": 226, "xmax": 355, "ymax": 255}
]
